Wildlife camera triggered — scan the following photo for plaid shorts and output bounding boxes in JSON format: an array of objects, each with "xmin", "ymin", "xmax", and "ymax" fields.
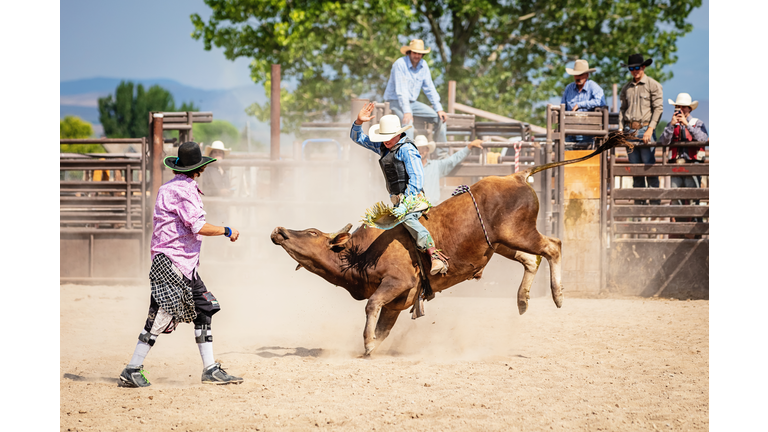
[
  {"xmin": 144, "ymin": 254, "xmax": 221, "ymax": 334},
  {"xmin": 149, "ymin": 254, "xmax": 198, "ymax": 324}
]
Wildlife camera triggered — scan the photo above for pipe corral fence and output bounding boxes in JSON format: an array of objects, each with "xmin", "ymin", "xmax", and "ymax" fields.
[{"xmin": 60, "ymin": 79, "xmax": 708, "ymax": 299}]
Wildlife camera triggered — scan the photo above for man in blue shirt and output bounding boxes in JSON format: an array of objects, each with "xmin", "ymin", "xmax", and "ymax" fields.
[
  {"xmin": 383, "ymin": 39, "xmax": 448, "ymax": 148},
  {"xmin": 351, "ymin": 102, "xmax": 449, "ymax": 275},
  {"xmin": 560, "ymin": 59, "xmax": 607, "ymax": 149}
]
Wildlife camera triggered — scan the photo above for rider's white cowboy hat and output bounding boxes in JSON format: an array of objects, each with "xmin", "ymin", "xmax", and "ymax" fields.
[
  {"xmin": 566, "ymin": 59, "xmax": 596, "ymax": 75},
  {"xmin": 400, "ymin": 39, "xmax": 431, "ymax": 55},
  {"xmin": 203, "ymin": 140, "xmax": 231, "ymax": 157},
  {"xmin": 368, "ymin": 115, "xmax": 413, "ymax": 142},
  {"xmin": 414, "ymin": 134, "xmax": 436, "ymax": 154},
  {"xmin": 668, "ymin": 93, "xmax": 699, "ymax": 111}
]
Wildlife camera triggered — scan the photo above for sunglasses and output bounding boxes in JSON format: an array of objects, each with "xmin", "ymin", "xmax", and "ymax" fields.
[{"xmin": 628, "ymin": 66, "xmax": 642, "ymax": 71}]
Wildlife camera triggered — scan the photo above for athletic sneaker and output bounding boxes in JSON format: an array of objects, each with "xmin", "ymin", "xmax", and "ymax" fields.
[
  {"xmin": 118, "ymin": 365, "xmax": 151, "ymax": 388},
  {"xmin": 201, "ymin": 363, "xmax": 243, "ymax": 385}
]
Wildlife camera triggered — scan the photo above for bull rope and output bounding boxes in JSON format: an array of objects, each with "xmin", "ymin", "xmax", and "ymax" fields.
[{"xmin": 451, "ymin": 185, "xmax": 495, "ymax": 250}]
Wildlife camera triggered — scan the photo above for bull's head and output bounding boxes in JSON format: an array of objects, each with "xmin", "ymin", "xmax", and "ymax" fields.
[{"xmin": 270, "ymin": 223, "xmax": 353, "ymax": 273}]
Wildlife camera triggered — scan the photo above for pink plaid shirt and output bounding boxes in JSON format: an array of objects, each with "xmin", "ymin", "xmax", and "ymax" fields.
[{"xmin": 150, "ymin": 174, "xmax": 207, "ymax": 279}]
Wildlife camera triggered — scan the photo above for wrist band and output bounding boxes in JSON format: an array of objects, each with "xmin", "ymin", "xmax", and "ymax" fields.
[{"xmin": 224, "ymin": 227, "xmax": 231, "ymax": 237}]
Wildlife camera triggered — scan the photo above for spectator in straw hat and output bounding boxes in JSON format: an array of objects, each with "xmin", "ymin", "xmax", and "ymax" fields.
[
  {"xmin": 660, "ymin": 92, "xmax": 708, "ymax": 234},
  {"xmin": 414, "ymin": 134, "xmax": 483, "ymax": 204},
  {"xmin": 200, "ymin": 140, "xmax": 233, "ymax": 198},
  {"xmin": 383, "ymin": 39, "xmax": 448, "ymax": 152},
  {"xmin": 561, "ymin": 59, "xmax": 608, "ymax": 149},
  {"xmin": 619, "ymin": 53, "xmax": 664, "ymax": 205},
  {"xmin": 351, "ymin": 103, "xmax": 450, "ymax": 275},
  {"xmin": 118, "ymin": 141, "xmax": 243, "ymax": 388}
]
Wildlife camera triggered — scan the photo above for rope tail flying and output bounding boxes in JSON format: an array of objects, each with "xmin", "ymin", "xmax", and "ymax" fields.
[{"xmin": 519, "ymin": 131, "xmax": 635, "ymax": 179}]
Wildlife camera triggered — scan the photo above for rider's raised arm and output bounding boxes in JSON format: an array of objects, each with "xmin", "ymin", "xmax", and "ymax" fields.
[{"xmin": 350, "ymin": 123, "xmax": 382, "ymax": 155}]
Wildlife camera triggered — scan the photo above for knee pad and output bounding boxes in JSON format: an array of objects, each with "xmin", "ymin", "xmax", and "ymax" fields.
[
  {"xmin": 194, "ymin": 324, "xmax": 213, "ymax": 343},
  {"xmin": 138, "ymin": 331, "xmax": 156, "ymax": 346}
]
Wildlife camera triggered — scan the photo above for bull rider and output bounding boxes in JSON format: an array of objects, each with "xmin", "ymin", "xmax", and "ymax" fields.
[{"xmin": 351, "ymin": 102, "xmax": 449, "ymax": 275}]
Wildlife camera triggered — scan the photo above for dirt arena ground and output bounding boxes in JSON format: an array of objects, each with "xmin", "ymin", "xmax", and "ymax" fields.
[{"xmin": 60, "ymin": 252, "xmax": 708, "ymax": 432}]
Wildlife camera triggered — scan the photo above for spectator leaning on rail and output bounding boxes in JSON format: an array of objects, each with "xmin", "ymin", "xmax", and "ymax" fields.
[
  {"xmin": 659, "ymin": 93, "xmax": 709, "ymax": 228},
  {"xmin": 118, "ymin": 141, "xmax": 243, "ymax": 388},
  {"xmin": 414, "ymin": 134, "xmax": 483, "ymax": 204},
  {"xmin": 351, "ymin": 103, "xmax": 450, "ymax": 275},
  {"xmin": 200, "ymin": 140, "xmax": 233, "ymax": 198},
  {"xmin": 619, "ymin": 53, "xmax": 664, "ymax": 205},
  {"xmin": 383, "ymin": 39, "xmax": 448, "ymax": 157},
  {"xmin": 560, "ymin": 59, "xmax": 608, "ymax": 149}
]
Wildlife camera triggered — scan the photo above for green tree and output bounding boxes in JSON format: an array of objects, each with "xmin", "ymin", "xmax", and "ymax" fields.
[
  {"xmin": 192, "ymin": 0, "xmax": 701, "ymax": 129},
  {"xmin": 60, "ymin": 115, "xmax": 105, "ymax": 153},
  {"xmin": 192, "ymin": 120, "xmax": 241, "ymax": 150},
  {"xmin": 98, "ymin": 81, "xmax": 199, "ymax": 138}
]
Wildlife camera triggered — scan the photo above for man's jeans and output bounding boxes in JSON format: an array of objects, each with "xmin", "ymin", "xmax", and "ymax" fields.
[
  {"xmin": 626, "ymin": 126, "xmax": 659, "ymax": 205},
  {"xmin": 401, "ymin": 211, "xmax": 435, "ymax": 251},
  {"xmin": 388, "ymin": 100, "xmax": 448, "ymax": 145}
]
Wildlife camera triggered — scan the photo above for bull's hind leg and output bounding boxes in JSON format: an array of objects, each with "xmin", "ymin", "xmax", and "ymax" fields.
[
  {"xmin": 539, "ymin": 235, "xmax": 563, "ymax": 308},
  {"xmin": 494, "ymin": 245, "xmax": 541, "ymax": 315},
  {"xmin": 498, "ymin": 233, "xmax": 563, "ymax": 309}
]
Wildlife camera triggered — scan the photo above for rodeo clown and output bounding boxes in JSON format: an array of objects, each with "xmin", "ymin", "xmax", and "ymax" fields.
[
  {"xmin": 118, "ymin": 141, "xmax": 243, "ymax": 387},
  {"xmin": 351, "ymin": 101, "xmax": 449, "ymax": 275}
]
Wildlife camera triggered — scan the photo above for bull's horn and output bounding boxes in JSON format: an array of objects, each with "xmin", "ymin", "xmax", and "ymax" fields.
[{"xmin": 330, "ymin": 223, "xmax": 353, "ymax": 237}]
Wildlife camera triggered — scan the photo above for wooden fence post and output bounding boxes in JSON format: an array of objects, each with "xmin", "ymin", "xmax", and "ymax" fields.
[
  {"xmin": 150, "ymin": 112, "xmax": 164, "ymax": 206},
  {"xmin": 271, "ymin": 64, "xmax": 281, "ymax": 197}
]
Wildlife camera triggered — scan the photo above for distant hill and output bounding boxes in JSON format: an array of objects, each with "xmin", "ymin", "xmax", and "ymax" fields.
[{"xmin": 60, "ymin": 77, "xmax": 271, "ymax": 141}]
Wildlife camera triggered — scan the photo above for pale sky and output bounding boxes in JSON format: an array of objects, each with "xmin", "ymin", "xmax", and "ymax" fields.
[{"xmin": 60, "ymin": 0, "xmax": 709, "ymax": 102}]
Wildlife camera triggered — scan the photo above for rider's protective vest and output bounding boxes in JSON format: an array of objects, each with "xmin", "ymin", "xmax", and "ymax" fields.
[{"xmin": 378, "ymin": 139, "xmax": 416, "ymax": 196}]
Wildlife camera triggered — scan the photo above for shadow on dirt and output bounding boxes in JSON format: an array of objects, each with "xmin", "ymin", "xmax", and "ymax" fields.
[
  {"xmin": 222, "ymin": 346, "xmax": 325, "ymax": 358},
  {"xmin": 63, "ymin": 373, "xmax": 116, "ymax": 384}
]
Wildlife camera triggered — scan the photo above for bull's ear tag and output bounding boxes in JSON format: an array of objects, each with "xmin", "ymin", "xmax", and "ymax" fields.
[{"xmin": 329, "ymin": 233, "xmax": 351, "ymax": 249}]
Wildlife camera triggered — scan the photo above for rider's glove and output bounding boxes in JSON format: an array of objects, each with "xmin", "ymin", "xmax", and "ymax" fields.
[{"xmin": 391, "ymin": 202, "xmax": 408, "ymax": 218}]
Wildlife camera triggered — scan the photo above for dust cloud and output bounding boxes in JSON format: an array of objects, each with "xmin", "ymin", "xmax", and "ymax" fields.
[{"xmin": 190, "ymin": 139, "xmax": 547, "ymax": 361}]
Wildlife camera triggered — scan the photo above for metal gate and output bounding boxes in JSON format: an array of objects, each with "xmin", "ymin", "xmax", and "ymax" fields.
[{"xmin": 60, "ymin": 138, "xmax": 150, "ymax": 284}]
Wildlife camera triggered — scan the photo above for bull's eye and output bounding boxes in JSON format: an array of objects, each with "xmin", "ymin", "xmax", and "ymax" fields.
[{"xmin": 308, "ymin": 231, "xmax": 318, "ymax": 236}]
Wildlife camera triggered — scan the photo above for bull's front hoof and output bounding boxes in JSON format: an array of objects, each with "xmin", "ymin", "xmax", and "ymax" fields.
[
  {"xmin": 553, "ymin": 294, "xmax": 563, "ymax": 308},
  {"xmin": 517, "ymin": 300, "xmax": 528, "ymax": 315},
  {"xmin": 363, "ymin": 344, "xmax": 375, "ymax": 357}
]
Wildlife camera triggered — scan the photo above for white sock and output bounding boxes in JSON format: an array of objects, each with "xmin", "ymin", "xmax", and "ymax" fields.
[
  {"xmin": 128, "ymin": 332, "xmax": 156, "ymax": 367},
  {"xmin": 195, "ymin": 329, "xmax": 215, "ymax": 368}
]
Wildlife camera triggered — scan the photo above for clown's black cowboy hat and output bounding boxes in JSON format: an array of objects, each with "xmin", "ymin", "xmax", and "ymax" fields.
[
  {"xmin": 164, "ymin": 141, "xmax": 217, "ymax": 172},
  {"xmin": 621, "ymin": 53, "xmax": 653, "ymax": 68}
]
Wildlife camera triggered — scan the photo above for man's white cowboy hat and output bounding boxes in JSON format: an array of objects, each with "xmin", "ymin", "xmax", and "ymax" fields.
[
  {"xmin": 203, "ymin": 140, "xmax": 231, "ymax": 157},
  {"xmin": 668, "ymin": 93, "xmax": 699, "ymax": 111},
  {"xmin": 414, "ymin": 135, "xmax": 436, "ymax": 155},
  {"xmin": 566, "ymin": 59, "xmax": 596, "ymax": 75},
  {"xmin": 400, "ymin": 39, "xmax": 431, "ymax": 55},
  {"xmin": 368, "ymin": 115, "xmax": 413, "ymax": 142}
]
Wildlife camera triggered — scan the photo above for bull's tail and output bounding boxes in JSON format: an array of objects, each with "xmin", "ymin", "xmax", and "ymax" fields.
[{"xmin": 518, "ymin": 131, "xmax": 635, "ymax": 179}]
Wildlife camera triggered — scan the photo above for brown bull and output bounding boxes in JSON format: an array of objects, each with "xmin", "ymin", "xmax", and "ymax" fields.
[{"xmin": 271, "ymin": 133, "xmax": 630, "ymax": 356}]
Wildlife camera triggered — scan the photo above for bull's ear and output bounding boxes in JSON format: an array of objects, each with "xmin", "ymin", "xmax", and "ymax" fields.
[{"xmin": 329, "ymin": 233, "xmax": 351, "ymax": 249}]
